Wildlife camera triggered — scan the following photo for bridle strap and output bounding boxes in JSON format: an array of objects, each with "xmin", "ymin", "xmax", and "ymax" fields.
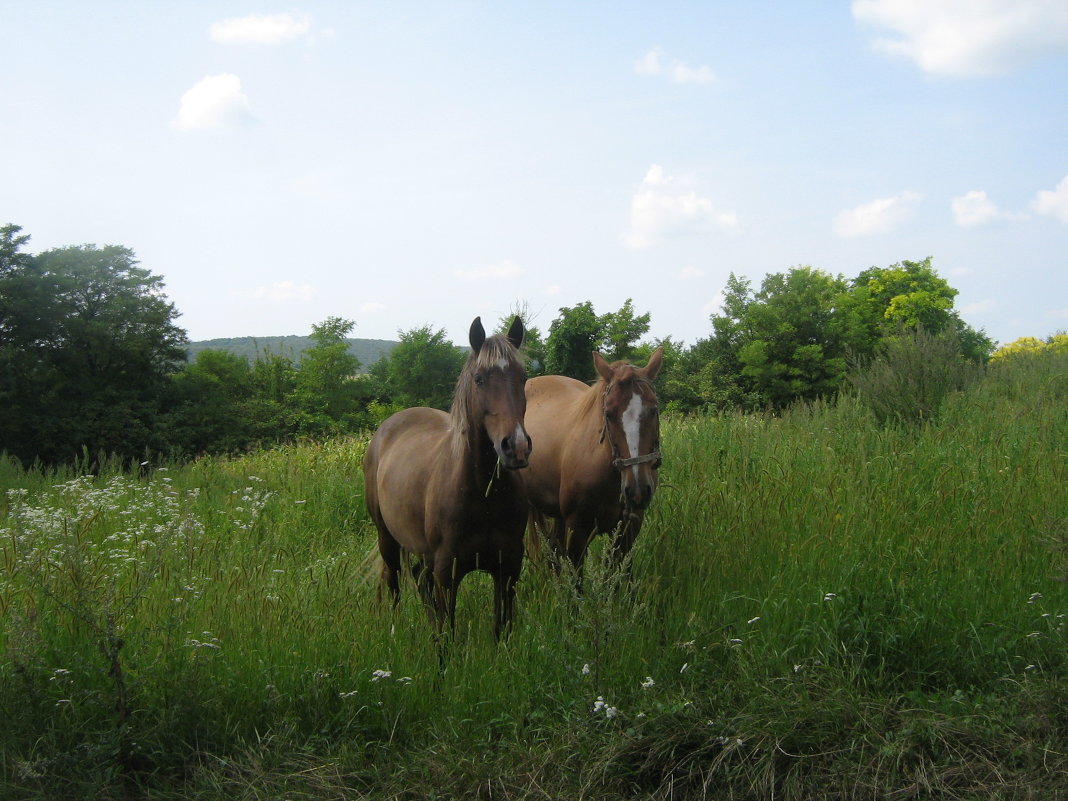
[{"xmin": 612, "ymin": 451, "xmax": 662, "ymax": 470}]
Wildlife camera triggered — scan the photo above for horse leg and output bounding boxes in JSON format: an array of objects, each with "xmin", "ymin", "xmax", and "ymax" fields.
[
  {"xmin": 492, "ymin": 553, "xmax": 523, "ymax": 641},
  {"xmin": 376, "ymin": 529, "xmax": 402, "ymax": 608}
]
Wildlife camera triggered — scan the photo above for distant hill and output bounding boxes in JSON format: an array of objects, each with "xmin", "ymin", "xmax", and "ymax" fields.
[{"xmin": 185, "ymin": 336, "xmax": 398, "ymax": 369}]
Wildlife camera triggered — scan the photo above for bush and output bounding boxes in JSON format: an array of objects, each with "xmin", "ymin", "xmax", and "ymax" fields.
[{"xmin": 845, "ymin": 326, "xmax": 982, "ymax": 425}]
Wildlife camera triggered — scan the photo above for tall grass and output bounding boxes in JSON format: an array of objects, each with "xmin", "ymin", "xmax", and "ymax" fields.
[{"xmin": 2, "ymin": 351, "xmax": 1066, "ymax": 800}]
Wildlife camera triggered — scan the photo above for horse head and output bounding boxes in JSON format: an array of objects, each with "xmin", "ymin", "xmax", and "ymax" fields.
[
  {"xmin": 594, "ymin": 347, "xmax": 663, "ymax": 512},
  {"xmin": 465, "ymin": 316, "xmax": 532, "ymax": 470}
]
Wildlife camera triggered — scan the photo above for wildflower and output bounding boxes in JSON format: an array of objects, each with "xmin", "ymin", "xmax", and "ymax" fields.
[
  {"xmin": 679, "ymin": 662, "xmax": 689, "ymax": 674},
  {"xmin": 641, "ymin": 676, "xmax": 655, "ymax": 689},
  {"xmin": 729, "ymin": 638, "xmax": 743, "ymax": 647},
  {"xmin": 1028, "ymin": 592, "xmax": 1043, "ymax": 604},
  {"xmin": 396, "ymin": 676, "xmax": 413, "ymax": 685},
  {"xmin": 371, "ymin": 669, "xmax": 392, "ymax": 682},
  {"xmin": 605, "ymin": 705, "xmax": 619, "ymax": 719},
  {"xmin": 339, "ymin": 690, "xmax": 359, "ymax": 698},
  {"xmin": 823, "ymin": 593, "xmax": 837, "ymax": 601},
  {"xmin": 581, "ymin": 663, "xmax": 591, "ymax": 675},
  {"xmin": 747, "ymin": 616, "xmax": 761, "ymax": 625},
  {"xmin": 593, "ymin": 696, "xmax": 606, "ymax": 713}
]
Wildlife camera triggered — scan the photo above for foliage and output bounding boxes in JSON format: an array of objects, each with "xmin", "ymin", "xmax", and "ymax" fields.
[
  {"xmin": 1, "ymin": 351, "xmax": 1066, "ymax": 799},
  {"xmin": 697, "ymin": 259, "xmax": 995, "ymax": 413},
  {"xmin": 369, "ymin": 324, "xmax": 467, "ymax": 411},
  {"xmin": 544, "ymin": 299, "xmax": 651, "ymax": 382},
  {"xmin": 991, "ymin": 331, "xmax": 1068, "ymax": 361},
  {"xmin": 845, "ymin": 325, "xmax": 983, "ymax": 425},
  {"xmin": 0, "ymin": 228, "xmax": 187, "ymax": 466}
]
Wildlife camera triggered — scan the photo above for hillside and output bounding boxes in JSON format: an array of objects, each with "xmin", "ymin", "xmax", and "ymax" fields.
[{"xmin": 185, "ymin": 335, "xmax": 398, "ymax": 368}]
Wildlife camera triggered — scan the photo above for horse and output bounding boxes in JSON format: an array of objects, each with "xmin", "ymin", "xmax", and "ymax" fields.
[
  {"xmin": 521, "ymin": 348, "xmax": 663, "ymax": 570},
  {"xmin": 363, "ymin": 316, "xmax": 531, "ymax": 640}
]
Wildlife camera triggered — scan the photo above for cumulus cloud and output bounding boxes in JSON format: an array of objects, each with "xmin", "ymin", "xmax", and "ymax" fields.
[
  {"xmin": 634, "ymin": 48, "xmax": 717, "ymax": 84},
  {"xmin": 951, "ymin": 190, "xmax": 1006, "ymax": 226},
  {"xmin": 172, "ymin": 74, "xmax": 255, "ymax": 131},
  {"xmin": 253, "ymin": 281, "xmax": 315, "ymax": 301},
  {"xmin": 544, "ymin": 284, "xmax": 561, "ymax": 296},
  {"xmin": 624, "ymin": 165, "xmax": 737, "ymax": 249},
  {"xmin": 852, "ymin": 0, "xmax": 1068, "ymax": 77},
  {"xmin": 833, "ymin": 191, "xmax": 920, "ymax": 237},
  {"xmin": 453, "ymin": 260, "xmax": 525, "ymax": 280},
  {"xmin": 1032, "ymin": 174, "xmax": 1068, "ymax": 223},
  {"xmin": 678, "ymin": 266, "xmax": 705, "ymax": 280},
  {"xmin": 209, "ymin": 12, "xmax": 315, "ymax": 44}
]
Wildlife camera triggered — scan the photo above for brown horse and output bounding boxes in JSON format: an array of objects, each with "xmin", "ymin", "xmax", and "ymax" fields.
[
  {"xmin": 363, "ymin": 316, "xmax": 531, "ymax": 640},
  {"xmin": 522, "ymin": 348, "xmax": 663, "ymax": 569}
]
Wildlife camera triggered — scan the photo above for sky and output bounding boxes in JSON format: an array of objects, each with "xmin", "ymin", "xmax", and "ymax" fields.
[{"xmin": 2, "ymin": 1, "xmax": 1067, "ymax": 348}]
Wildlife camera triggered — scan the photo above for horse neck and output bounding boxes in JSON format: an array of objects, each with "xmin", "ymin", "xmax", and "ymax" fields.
[{"xmin": 449, "ymin": 408, "xmax": 501, "ymax": 491}]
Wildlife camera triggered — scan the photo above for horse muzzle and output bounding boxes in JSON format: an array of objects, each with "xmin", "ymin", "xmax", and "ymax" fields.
[{"xmin": 499, "ymin": 426, "xmax": 532, "ymax": 470}]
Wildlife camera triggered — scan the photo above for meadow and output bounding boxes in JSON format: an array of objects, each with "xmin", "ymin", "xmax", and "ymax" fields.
[{"xmin": 1, "ymin": 349, "xmax": 1066, "ymax": 800}]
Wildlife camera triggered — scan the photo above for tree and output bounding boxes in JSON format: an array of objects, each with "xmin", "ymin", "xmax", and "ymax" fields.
[
  {"xmin": 496, "ymin": 302, "xmax": 545, "ymax": 376},
  {"xmin": 369, "ymin": 325, "xmax": 466, "ymax": 411},
  {"xmin": 0, "ymin": 231, "xmax": 188, "ymax": 465},
  {"xmin": 544, "ymin": 299, "xmax": 651, "ymax": 382},
  {"xmin": 292, "ymin": 317, "xmax": 367, "ymax": 433},
  {"xmin": 846, "ymin": 258, "xmax": 993, "ymax": 362}
]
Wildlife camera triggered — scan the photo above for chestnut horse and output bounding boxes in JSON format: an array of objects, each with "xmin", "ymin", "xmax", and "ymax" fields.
[
  {"xmin": 363, "ymin": 317, "xmax": 531, "ymax": 639},
  {"xmin": 522, "ymin": 348, "xmax": 663, "ymax": 569}
]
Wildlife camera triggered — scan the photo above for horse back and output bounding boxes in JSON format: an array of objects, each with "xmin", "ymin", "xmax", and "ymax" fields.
[
  {"xmin": 363, "ymin": 406, "xmax": 451, "ymax": 556},
  {"xmin": 523, "ymin": 374, "xmax": 610, "ymax": 517}
]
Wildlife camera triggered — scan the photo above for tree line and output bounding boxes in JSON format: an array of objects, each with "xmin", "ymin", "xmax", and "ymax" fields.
[{"xmin": 1, "ymin": 222, "xmax": 1008, "ymax": 467}]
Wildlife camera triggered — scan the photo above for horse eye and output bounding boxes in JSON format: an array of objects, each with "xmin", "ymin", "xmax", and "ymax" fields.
[{"xmin": 474, "ymin": 374, "xmax": 485, "ymax": 386}]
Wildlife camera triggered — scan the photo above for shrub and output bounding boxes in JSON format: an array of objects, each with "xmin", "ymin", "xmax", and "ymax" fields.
[{"xmin": 845, "ymin": 326, "xmax": 981, "ymax": 425}]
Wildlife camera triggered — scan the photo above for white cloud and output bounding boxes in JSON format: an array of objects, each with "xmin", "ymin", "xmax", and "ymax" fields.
[
  {"xmin": 544, "ymin": 284, "xmax": 561, "ymax": 296},
  {"xmin": 678, "ymin": 266, "xmax": 705, "ymax": 280},
  {"xmin": 253, "ymin": 281, "xmax": 315, "ymax": 301},
  {"xmin": 635, "ymin": 48, "xmax": 717, "ymax": 84},
  {"xmin": 624, "ymin": 165, "xmax": 736, "ymax": 249},
  {"xmin": 172, "ymin": 74, "xmax": 255, "ymax": 131},
  {"xmin": 453, "ymin": 260, "xmax": 525, "ymax": 280},
  {"xmin": 1032, "ymin": 174, "xmax": 1068, "ymax": 223},
  {"xmin": 853, "ymin": 0, "xmax": 1068, "ymax": 77},
  {"xmin": 209, "ymin": 12, "xmax": 314, "ymax": 45},
  {"xmin": 833, "ymin": 191, "xmax": 920, "ymax": 237},
  {"xmin": 703, "ymin": 289, "xmax": 727, "ymax": 315},
  {"xmin": 951, "ymin": 190, "xmax": 1002, "ymax": 226},
  {"xmin": 360, "ymin": 302, "xmax": 385, "ymax": 314}
]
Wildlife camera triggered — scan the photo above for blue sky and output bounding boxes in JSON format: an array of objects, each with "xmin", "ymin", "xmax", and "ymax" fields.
[{"xmin": 3, "ymin": 1, "xmax": 1067, "ymax": 348}]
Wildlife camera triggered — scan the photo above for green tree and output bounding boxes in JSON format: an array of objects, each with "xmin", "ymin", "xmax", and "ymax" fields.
[
  {"xmin": 846, "ymin": 257, "xmax": 993, "ymax": 362},
  {"xmin": 496, "ymin": 303, "xmax": 545, "ymax": 376},
  {"xmin": 292, "ymin": 317, "xmax": 368, "ymax": 434},
  {"xmin": 0, "ymin": 231, "xmax": 187, "ymax": 465},
  {"xmin": 167, "ymin": 350, "xmax": 257, "ymax": 454},
  {"xmin": 544, "ymin": 299, "xmax": 651, "ymax": 382},
  {"xmin": 370, "ymin": 325, "xmax": 466, "ymax": 410}
]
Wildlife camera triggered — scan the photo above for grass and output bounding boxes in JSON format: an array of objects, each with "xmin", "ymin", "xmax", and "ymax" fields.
[{"xmin": 1, "ymin": 349, "xmax": 1067, "ymax": 800}]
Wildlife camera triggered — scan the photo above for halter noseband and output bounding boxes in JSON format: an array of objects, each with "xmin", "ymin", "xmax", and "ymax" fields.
[{"xmin": 599, "ymin": 378, "xmax": 662, "ymax": 473}]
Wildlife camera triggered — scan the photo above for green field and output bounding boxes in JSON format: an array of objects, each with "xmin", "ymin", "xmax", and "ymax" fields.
[{"xmin": 2, "ymin": 350, "xmax": 1066, "ymax": 800}]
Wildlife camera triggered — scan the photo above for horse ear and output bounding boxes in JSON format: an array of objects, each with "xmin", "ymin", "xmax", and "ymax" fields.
[
  {"xmin": 506, "ymin": 316, "xmax": 524, "ymax": 349},
  {"xmin": 592, "ymin": 351, "xmax": 614, "ymax": 382},
  {"xmin": 643, "ymin": 347, "xmax": 664, "ymax": 380},
  {"xmin": 469, "ymin": 317, "xmax": 486, "ymax": 354}
]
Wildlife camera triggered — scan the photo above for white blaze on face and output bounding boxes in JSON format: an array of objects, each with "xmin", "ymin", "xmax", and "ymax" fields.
[{"xmin": 621, "ymin": 392, "xmax": 644, "ymax": 479}]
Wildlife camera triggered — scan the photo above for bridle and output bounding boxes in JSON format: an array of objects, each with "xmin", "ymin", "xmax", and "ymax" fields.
[{"xmin": 599, "ymin": 378, "xmax": 662, "ymax": 473}]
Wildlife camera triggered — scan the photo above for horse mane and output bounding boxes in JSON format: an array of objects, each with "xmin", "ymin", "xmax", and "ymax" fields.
[{"xmin": 449, "ymin": 333, "xmax": 523, "ymax": 436}]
